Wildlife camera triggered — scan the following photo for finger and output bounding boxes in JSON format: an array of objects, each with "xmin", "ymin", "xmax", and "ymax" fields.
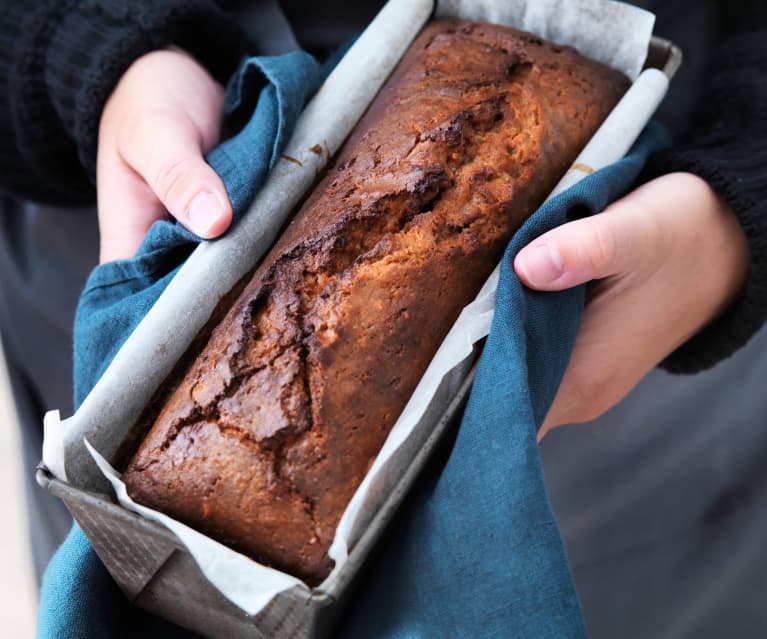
[
  {"xmin": 535, "ymin": 216, "xmax": 685, "ymax": 437},
  {"xmin": 537, "ymin": 285, "xmax": 657, "ymax": 440},
  {"xmin": 119, "ymin": 109, "xmax": 232, "ymax": 239},
  {"xmin": 535, "ymin": 173, "xmax": 751, "ymax": 441},
  {"xmin": 97, "ymin": 148, "xmax": 168, "ymax": 263},
  {"xmin": 513, "ymin": 199, "xmax": 657, "ymax": 291}
]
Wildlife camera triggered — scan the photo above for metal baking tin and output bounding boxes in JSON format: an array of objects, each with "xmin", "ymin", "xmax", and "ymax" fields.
[{"xmin": 37, "ymin": 3, "xmax": 681, "ymax": 637}]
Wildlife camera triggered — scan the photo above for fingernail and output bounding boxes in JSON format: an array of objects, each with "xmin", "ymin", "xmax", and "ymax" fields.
[
  {"xmin": 187, "ymin": 190, "xmax": 225, "ymax": 237},
  {"xmin": 518, "ymin": 244, "xmax": 564, "ymax": 286}
]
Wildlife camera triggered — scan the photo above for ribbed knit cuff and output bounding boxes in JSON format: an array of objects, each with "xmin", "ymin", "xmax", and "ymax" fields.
[
  {"xmin": 635, "ymin": 27, "xmax": 767, "ymax": 374},
  {"xmin": 642, "ymin": 142, "xmax": 767, "ymax": 374},
  {"xmin": 10, "ymin": 1, "xmax": 250, "ymax": 196}
]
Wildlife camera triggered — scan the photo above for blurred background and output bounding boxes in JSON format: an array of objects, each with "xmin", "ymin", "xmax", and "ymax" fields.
[{"xmin": 0, "ymin": 342, "xmax": 38, "ymax": 637}]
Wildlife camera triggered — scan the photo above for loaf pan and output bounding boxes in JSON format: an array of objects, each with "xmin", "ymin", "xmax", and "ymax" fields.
[{"xmin": 37, "ymin": 1, "xmax": 681, "ymax": 636}]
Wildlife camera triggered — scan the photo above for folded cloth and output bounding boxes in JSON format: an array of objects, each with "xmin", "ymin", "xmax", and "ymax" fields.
[
  {"xmin": 71, "ymin": 50, "xmax": 321, "ymax": 407},
  {"xmin": 39, "ymin": 49, "xmax": 321, "ymax": 639},
  {"xmin": 38, "ymin": 45, "xmax": 670, "ymax": 638},
  {"xmin": 337, "ymin": 122, "xmax": 669, "ymax": 639}
]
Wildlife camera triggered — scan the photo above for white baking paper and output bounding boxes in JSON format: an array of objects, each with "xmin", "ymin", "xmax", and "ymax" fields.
[
  {"xmin": 85, "ymin": 440, "xmax": 308, "ymax": 614},
  {"xmin": 327, "ymin": 63, "xmax": 670, "ymax": 569},
  {"xmin": 42, "ymin": 0, "xmax": 434, "ymax": 491},
  {"xmin": 437, "ymin": 0, "xmax": 655, "ymax": 80},
  {"xmin": 42, "ymin": 0, "xmax": 667, "ymax": 617},
  {"xmin": 550, "ymin": 68, "xmax": 669, "ymax": 196}
]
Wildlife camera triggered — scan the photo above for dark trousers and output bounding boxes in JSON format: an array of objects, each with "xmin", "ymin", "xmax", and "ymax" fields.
[
  {"xmin": 542, "ymin": 325, "xmax": 767, "ymax": 638},
  {"xmin": 0, "ymin": 196, "xmax": 99, "ymax": 581}
]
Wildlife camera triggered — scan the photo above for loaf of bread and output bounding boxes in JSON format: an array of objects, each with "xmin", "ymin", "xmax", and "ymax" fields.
[{"xmin": 123, "ymin": 19, "xmax": 629, "ymax": 585}]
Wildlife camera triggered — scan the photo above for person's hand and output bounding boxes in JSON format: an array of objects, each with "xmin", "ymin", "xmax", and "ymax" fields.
[
  {"xmin": 97, "ymin": 49, "xmax": 232, "ymax": 263},
  {"xmin": 513, "ymin": 172, "xmax": 750, "ymax": 440}
]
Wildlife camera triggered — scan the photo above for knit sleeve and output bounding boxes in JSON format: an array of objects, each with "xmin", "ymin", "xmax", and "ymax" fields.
[
  {"xmin": 0, "ymin": 0, "xmax": 250, "ymax": 206},
  {"xmin": 642, "ymin": 25, "xmax": 767, "ymax": 373}
]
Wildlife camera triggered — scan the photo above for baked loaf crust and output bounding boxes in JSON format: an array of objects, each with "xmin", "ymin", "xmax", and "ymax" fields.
[{"xmin": 123, "ymin": 19, "xmax": 629, "ymax": 585}]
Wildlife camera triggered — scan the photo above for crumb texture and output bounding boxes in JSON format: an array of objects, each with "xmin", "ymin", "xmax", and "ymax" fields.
[{"xmin": 122, "ymin": 19, "xmax": 628, "ymax": 585}]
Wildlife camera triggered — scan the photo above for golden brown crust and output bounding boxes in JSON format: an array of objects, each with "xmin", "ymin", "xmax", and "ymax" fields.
[{"xmin": 123, "ymin": 19, "xmax": 629, "ymax": 585}]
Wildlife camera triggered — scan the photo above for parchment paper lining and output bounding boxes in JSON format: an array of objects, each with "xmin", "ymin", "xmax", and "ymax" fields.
[{"xmin": 42, "ymin": 0, "xmax": 662, "ymax": 617}]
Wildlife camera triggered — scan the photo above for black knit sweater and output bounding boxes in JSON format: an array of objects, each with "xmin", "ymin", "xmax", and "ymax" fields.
[
  {"xmin": 0, "ymin": 0, "xmax": 250, "ymax": 205},
  {"xmin": 645, "ymin": 11, "xmax": 767, "ymax": 372},
  {"xmin": 0, "ymin": 0, "xmax": 765, "ymax": 373}
]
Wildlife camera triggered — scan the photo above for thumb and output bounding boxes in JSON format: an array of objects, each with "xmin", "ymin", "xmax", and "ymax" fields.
[
  {"xmin": 513, "ymin": 199, "xmax": 654, "ymax": 291},
  {"xmin": 119, "ymin": 109, "xmax": 232, "ymax": 239}
]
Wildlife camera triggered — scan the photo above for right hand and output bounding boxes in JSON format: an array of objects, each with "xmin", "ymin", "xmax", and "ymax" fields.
[
  {"xmin": 513, "ymin": 173, "xmax": 750, "ymax": 439},
  {"xmin": 96, "ymin": 49, "xmax": 232, "ymax": 263}
]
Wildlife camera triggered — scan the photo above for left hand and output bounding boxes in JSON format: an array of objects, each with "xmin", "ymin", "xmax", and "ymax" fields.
[
  {"xmin": 513, "ymin": 172, "xmax": 750, "ymax": 440},
  {"xmin": 96, "ymin": 48, "xmax": 232, "ymax": 263}
]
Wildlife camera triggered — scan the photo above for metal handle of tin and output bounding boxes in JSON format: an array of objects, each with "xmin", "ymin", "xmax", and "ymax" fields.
[{"xmin": 647, "ymin": 35, "xmax": 683, "ymax": 79}]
